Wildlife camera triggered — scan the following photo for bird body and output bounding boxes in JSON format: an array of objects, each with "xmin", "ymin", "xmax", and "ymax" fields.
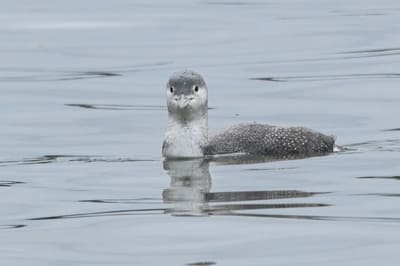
[
  {"xmin": 205, "ymin": 123, "xmax": 334, "ymax": 157},
  {"xmin": 163, "ymin": 70, "xmax": 335, "ymax": 159}
]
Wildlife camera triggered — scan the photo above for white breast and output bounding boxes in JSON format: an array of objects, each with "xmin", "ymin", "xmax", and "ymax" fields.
[{"xmin": 163, "ymin": 119, "xmax": 207, "ymax": 158}]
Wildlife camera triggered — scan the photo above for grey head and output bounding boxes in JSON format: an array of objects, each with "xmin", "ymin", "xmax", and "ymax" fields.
[{"xmin": 166, "ymin": 70, "xmax": 208, "ymax": 121}]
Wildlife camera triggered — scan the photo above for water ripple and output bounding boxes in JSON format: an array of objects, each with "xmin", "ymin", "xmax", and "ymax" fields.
[
  {"xmin": 0, "ymin": 180, "xmax": 25, "ymax": 187},
  {"xmin": 346, "ymin": 139, "xmax": 400, "ymax": 153},
  {"xmin": 0, "ymin": 155, "xmax": 157, "ymax": 167},
  {"xmin": 356, "ymin": 175, "xmax": 400, "ymax": 181},
  {"xmin": 356, "ymin": 193, "xmax": 400, "ymax": 197},
  {"xmin": 79, "ymin": 198, "xmax": 161, "ymax": 204},
  {"xmin": 65, "ymin": 103, "xmax": 166, "ymax": 111},
  {"xmin": 28, "ymin": 208, "xmax": 166, "ymax": 220},
  {"xmin": 0, "ymin": 224, "xmax": 26, "ymax": 230},
  {"xmin": 28, "ymin": 206, "xmax": 400, "ymax": 224},
  {"xmin": 383, "ymin": 128, "xmax": 400, "ymax": 132},
  {"xmin": 0, "ymin": 61, "xmax": 171, "ymax": 82},
  {"xmin": 28, "ymin": 203, "xmax": 329, "ymax": 220},
  {"xmin": 250, "ymin": 73, "xmax": 400, "ymax": 82},
  {"xmin": 65, "ymin": 103, "xmax": 215, "ymax": 111},
  {"xmin": 340, "ymin": 47, "xmax": 400, "ymax": 55},
  {"xmin": 204, "ymin": 1, "xmax": 262, "ymax": 6},
  {"xmin": 187, "ymin": 261, "xmax": 216, "ymax": 266},
  {"xmin": 0, "ymin": 71, "xmax": 120, "ymax": 82},
  {"xmin": 222, "ymin": 213, "xmax": 400, "ymax": 223}
]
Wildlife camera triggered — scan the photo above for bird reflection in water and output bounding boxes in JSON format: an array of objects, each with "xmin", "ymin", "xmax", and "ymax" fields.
[
  {"xmin": 27, "ymin": 156, "xmax": 329, "ymax": 221},
  {"xmin": 162, "ymin": 157, "xmax": 328, "ymax": 217},
  {"xmin": 163, "ymin": 159, "xmax": 212, "ymax": 216}
]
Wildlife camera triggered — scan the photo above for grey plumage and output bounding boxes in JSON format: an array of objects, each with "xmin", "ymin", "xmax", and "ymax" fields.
[
  {"xmin": 204, "ymin": 123, "xmax": 335, "ymax": 157},
  {"xmin": 168, "ymin": 70, "xmax": 207, "ymax": 96}
]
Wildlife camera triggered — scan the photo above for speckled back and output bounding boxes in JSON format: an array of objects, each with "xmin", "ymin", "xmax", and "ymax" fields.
[{"xmin": 204, "ymin": 123, "xmax": 335, "ymax": 157}]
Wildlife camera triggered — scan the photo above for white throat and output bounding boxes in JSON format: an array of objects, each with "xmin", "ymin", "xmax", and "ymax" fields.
[{"xmin": 163, "ymin": 113, "xmax": 208, "ymax": 158}]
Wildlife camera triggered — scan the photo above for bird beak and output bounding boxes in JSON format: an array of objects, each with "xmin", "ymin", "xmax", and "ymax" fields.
[{"xmin": 175, "ymin": 95, "xmax": 191, "ymax": 109}]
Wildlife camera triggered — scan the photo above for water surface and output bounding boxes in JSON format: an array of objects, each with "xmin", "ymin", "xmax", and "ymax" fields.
[{"xmin": 1, "ymin": 0, "xmax": 400, "ymax": 265}]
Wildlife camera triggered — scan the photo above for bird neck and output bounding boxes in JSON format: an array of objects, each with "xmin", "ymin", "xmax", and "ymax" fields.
[{"xmin": 163, "ymin": 112, "xmax": 208, "ymax": 158}]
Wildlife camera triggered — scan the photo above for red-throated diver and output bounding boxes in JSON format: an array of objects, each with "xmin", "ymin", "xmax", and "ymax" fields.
[{"xmin": 162, "ymin": 70, "xmax": 335, "ymax": 158}]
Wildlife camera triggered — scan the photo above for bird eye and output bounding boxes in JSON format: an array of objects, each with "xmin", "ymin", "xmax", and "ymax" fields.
[
  {"xmin": 170, "ymin": 87, "xmax": 174, "ymax": 93},
  {"xmin": 194, "ymin": 86, "xmax": 199, "ymax": 92}
]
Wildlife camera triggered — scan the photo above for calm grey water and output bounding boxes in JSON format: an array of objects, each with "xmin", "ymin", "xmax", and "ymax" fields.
[{"xmin": 1, "ymin": 0, "xmax": 400, "ymax": 265}]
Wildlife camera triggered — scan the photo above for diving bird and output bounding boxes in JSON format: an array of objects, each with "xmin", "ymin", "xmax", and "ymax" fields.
[{"xmin": 162, "ymin": 70, "xmax": 335, "ymax": 159}]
